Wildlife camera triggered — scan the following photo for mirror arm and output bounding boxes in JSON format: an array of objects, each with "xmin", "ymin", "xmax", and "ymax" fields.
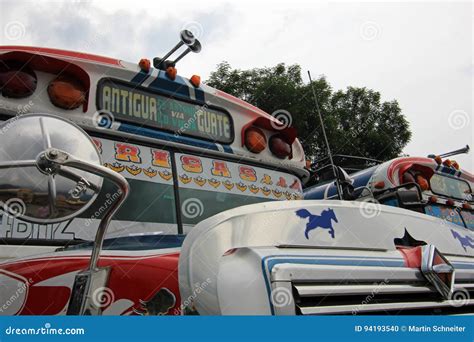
[
  {"xmin": 56, "ymin": 168, "xmax": 102, "ymax": 193},
  {"xmin": 0, "ymin": 160, "xmax": 38, "ymax": 169},
  {"xmin": 52, "ymin": 154, "xmax": 130, "ymax": 271}
]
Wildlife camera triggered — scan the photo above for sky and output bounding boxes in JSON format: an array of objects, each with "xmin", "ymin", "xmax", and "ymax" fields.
[{"xmin": 1, "ymin": 0, "xmax": 473, "ymax": 169}]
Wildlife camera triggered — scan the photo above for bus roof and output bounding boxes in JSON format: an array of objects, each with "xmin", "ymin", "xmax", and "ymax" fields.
[{"xmin": 0, "ymin": 46, "xmax": 309, "ymax": 181}]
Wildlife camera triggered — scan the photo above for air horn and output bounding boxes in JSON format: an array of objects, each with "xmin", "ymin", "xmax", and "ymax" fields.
[
  {"xmin": 428, "ymin": 145, "xmax": 470, "ymax": 159},
  {"xmin": 153, "ymin": 30, "xmax": 202, "ymax": 70}
]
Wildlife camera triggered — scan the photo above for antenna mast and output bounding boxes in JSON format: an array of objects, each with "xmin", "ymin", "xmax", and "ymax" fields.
[{"xmin": 307, "ymin": 71, "xmax": 342, "ymax": 200}]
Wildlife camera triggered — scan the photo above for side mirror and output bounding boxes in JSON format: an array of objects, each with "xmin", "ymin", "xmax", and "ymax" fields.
[
  {"xmin": 0, "ymin": 114, "xmax": 103, "ymax": 222},
  {"xmin": 0, "ymin": 114, "xmax": 130, "ymax": 315},
  {"xmin": 335, "ymin": 166, "xmax": 353, "ymax": 185},
  {"xmin": 334, "ymin": 166, "xmax": 355, "ymax": 200}
]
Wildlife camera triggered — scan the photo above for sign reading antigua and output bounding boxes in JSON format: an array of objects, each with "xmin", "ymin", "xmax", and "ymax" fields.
[{"xmin": 97, "ymin": 79, "xmax": 233, "ymax": 143}]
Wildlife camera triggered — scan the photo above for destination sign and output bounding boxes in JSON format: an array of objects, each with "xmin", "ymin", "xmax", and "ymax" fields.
[{"xmin": 97, "ymin": 79, "xmax": 233, "ymax": 143}]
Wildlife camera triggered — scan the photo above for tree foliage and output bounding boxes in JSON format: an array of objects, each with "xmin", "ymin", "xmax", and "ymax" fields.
[{"xmin": 206, "ymin": 62, "xmax": 411, "ymax": 163}]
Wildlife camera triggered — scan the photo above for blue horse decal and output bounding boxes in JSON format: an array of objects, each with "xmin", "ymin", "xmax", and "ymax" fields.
[
  {"xmin": 295, "ymin": 208, "xmax": 338, "ymax": 239},
  {"xmin": 451, "ymin": 230, "xmax": 474, "ymax": 251}
]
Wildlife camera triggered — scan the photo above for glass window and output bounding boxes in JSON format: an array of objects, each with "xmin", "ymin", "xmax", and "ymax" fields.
[
  {"xmin": 429, "ymin": 173, "xmax": 471, "ymax": 200},
  {"xmin": 79, "ymin": 138, "xmax": 178, "ymax": 239},
  {"xmin": 175, "ymin": 153, "xmax": 303, "ymax": 233}
]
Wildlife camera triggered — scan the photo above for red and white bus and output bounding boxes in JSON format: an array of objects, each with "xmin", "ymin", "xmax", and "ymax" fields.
[{"xmin": 0, "ymin": 44, "xmax": 308, "ymax": 315}]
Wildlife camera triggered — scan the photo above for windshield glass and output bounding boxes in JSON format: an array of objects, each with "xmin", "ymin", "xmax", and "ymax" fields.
[
  {"xmin": 175, "ymin": 153, "xmax": 303, "ymax": 233},
  {"xmin": 429, "ymin": 173, "xmax": 471, "ymax": 200}
]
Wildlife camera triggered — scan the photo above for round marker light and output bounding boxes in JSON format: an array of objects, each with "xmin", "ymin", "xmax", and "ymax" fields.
[
  {"xmin": 442, "ymin": 159, "xmax": 452, "ymax": 168},
  {"xmin": 48, "ymin": 76, "xmax": 86, "ymax": 110},
  {"xmin": 0, "ymin": 65, "xmax": 37, "ymax": 98},
  {"xmin": 374, "ymin": 181, "xmax": 385, "ymax": 189},
  {"xmin": 269, "ymin": 134, "xmax": 292, "ymax": 159},
  {"xmin": 462, "ymin": 203, "xmax": 472, "ymax": 210},
  {"xmin": 190, "ymin": 75, "xmax": 201, "ymax": 87},
  {"xmin": 446, "ymin": 199, "xmax": 455, "ymax": 206},
  {"xmin": 244, "ymin": 127, "xmax": 266, "ymax": 153}
]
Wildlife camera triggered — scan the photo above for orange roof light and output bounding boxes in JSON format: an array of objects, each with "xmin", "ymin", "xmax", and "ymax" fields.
[
  {"xmin": 166, "ymin": 66, "xmax": 177, "ymax": 80},
  {"xmin": 446, "ymin": 199, "xmax": 455, "ymax": 206},
  {"xmin": 452, "ymin": 161, "xmax": 460, "ymax": 170},
  {"xmin": 429, "ymin": 195, "xmax": 438, "ymax": 203},
  {"xmin": 244, "ymin": 127, "xmax": 267, "ymax": 153},
  {"xmin": 374, "ymin": 181, "xmax": 385, "ymax": 189},
  {"xmin": 415, "ymin": 175, "xmax": 429, "ymax": 191},
  {"xmin": 442, "ymin": 159, "xmax": 452, "ymax": 168},
  {"xmin": 190, "ymin": 75, "xmax": 201, "ymax": 87},
  {"xmin": 139, "ymin": 58, "xmax": 151, "ymax": 73},
  {"xmin": 47, "ymin": 75, "xmax": 86, "ymax": 110},
  {"xmin": 434, "ymin": 155, "xmax": 442, "ymax": 165}
]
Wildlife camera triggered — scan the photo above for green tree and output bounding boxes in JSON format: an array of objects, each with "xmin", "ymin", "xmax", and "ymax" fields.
[{"xmin": 206, "ymin": 62, "xmax": 411, "ymax": 164}]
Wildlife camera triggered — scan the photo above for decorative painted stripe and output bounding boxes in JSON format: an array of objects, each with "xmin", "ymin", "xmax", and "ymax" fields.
[
  {"xmin": 117, "ymin": 122, "xmax": 233, "ymax": 154},
  {"xmin": 195, "ymin": 88, "xmax": 206, "ymax": 102},
  {"xmin": 130, "ymin": 70, "xmax": 151, "ymax": 85},
  {"xmin": 0, "ymin": 46, "xmax": 123, "ymax": 67},
  {"xmin": 142, "ymin": 69, "xmax": 160, "ymax": 87},
  {"xmin": 435, "ymin": 165, "xmax": 461, "ymax": 177}
]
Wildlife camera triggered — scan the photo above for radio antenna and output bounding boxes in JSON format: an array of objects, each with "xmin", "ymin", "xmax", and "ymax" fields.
[{"xmin": 307, "ymin": 70, "xmax": 342, "ymax": 200}]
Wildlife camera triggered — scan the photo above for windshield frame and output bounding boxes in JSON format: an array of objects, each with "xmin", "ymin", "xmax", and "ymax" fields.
[{"xmin": 429, "ymin": 172, "xmax": 472, "ymax": 201}]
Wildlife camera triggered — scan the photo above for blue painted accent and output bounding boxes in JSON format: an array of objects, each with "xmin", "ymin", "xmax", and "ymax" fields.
[
  {"xmin": 437, "ymin": 165, "xmax": 459, "ymax": 176},
  {"xmin": 304, "ymin": 166, "xmax": 377, "ymax": 199},
  {"xmin": 451, "ymin": 229, "xmax": 474, "ymax": 251},
  {"xmin": 260, "ymin": 254, "xmax": 406, "ymax": 314},
  {"xmin": 381, "ymin": 198, "xmax": 399, "ymax": 207},
  {"xmin": 148, "ymin": 72, "xmax": 191, "ymax": 99},
  {"xmin": 130, "ymin": 70, "xmax": 151, "ymax": 85},
  {"xmin": 117, "ymin": 122, "xmax": 233, "ymax": 154},
  {"xmin": 195, "ymin": 88, "xmax": 206, "ymax": 102},
  {"xmin": 295, "ymin": 208, "xmax": 337, "ymax": 239}
]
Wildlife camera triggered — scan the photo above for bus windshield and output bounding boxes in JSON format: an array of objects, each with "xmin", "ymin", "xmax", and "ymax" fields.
[{"xmin": 429, "ymin": 173, "xmax": 471, "ymax": 200}]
